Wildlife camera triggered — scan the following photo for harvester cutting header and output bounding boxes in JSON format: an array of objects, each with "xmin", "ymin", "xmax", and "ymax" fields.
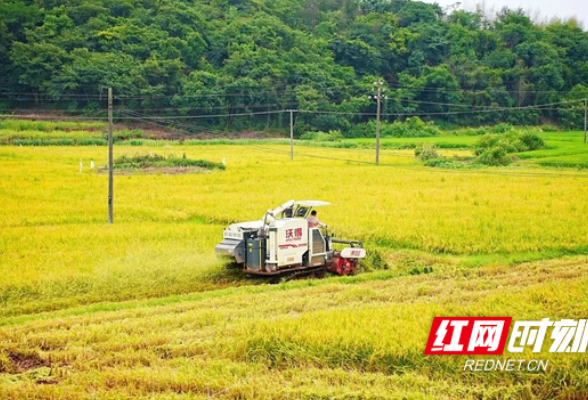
[{"xmin": 215, "ymin": 200, "xmax": 366, "ymax": 281}]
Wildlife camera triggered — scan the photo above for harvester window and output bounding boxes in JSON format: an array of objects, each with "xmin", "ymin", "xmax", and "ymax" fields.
[{"xmin": 295, "ymin": 207, "xmax": 309, "ymax": 218}]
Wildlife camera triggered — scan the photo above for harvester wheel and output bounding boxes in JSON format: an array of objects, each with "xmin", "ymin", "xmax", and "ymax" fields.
[
  {"xmin": 315, "ymin": 268, "xmax": 326, "ymax": 279},
  {"xmin": 270, "ymin": 276, "xmax": 285, "ymax": 284}
]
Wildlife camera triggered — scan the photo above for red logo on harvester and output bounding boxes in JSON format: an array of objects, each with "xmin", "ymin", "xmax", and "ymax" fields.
[
  {"xmin": 425, "ymin": 317, "xmax": 512, "ymax": 355},
  {"xmin": 285, "ymin": 228, "xmax": 303, "ymax": 242}
]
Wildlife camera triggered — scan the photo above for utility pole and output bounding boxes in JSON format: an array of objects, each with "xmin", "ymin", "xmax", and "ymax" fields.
[
  {"xmin": 108, "ymin": 88, "xmax": 114, "ymax": 224},
  {"xmin": 584, "ymin": 99, "xmax": 588, "ymax": 144},
  {"xmin": 369, "ymin": 81, "xmax": 386, "ymax": 165},
  {"xmin": 289, "ymin": 109, "xmax": 294, "ymax": 161}
]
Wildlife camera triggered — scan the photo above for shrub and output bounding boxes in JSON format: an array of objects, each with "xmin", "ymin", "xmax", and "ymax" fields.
[
  {"xmin": 415, "ymin": 144, "xmax": 439, "ymax": 161},
  {"xmin": 539, "ymin": 124, "xmax": 559, "ymax": 132},
  {"xmin": 477, "ymin": 146, "xmax": 512, "ymax": 166},
  {"xmin": 346, "ymin": 117, "xmax": 440, "ymax": 139},
  {"xmin": 517, "ymin": 132, "xmax": 545, "ymax": 151},
  {"xmin": 300, "ymin": 130, "xmax": 343, "ymax": 141},
  {"xmin": 474, "ymin": 131, "xmax": 544, "ymax": 165},
  {"xmin": 474, "ymin": 134, "xmax": 500, "ymax": 154},
  {"xmin": 490, "ymin": 123, "xmax": 513, "ymax": 134},
  {"xmin": 345, "ymin": 123, "xmax": 372, "ymax": 138},
  {"xmin": 383, "ymin": 117, "xmax": 440, "ymax": 138},
  {"xmin": 458, "ymin": 127, "xmax": 488, "ymax": 136}
]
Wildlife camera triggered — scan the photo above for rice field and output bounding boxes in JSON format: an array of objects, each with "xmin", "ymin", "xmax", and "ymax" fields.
[
  {"xmin": 3, "ymin": 256, "xmax": 588, "ymax": 399},
  {"xmin": 2, "ymin": 121, "xmax": 588, "ymax": 398}
]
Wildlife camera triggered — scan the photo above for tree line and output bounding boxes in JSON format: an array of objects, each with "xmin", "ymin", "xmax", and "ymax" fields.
[{"xmin": 1, "ymin": 0, "xmax": 588, "ymax": 134}]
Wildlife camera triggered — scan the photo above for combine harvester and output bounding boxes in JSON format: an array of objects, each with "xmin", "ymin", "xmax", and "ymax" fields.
[{"xmin": 216, "ymin": 200, "xmax": 366, "ymax": 281}]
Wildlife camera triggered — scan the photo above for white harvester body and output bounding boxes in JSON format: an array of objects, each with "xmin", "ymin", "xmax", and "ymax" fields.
[{"xmin": 215, "ymin": 200, "xmax": 365, "ymax": 279}]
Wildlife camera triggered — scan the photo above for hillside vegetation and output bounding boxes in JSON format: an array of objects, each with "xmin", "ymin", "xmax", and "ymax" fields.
[{"xmin": 1, "ymin": 0, "xmax": 588, "ymax": 134}]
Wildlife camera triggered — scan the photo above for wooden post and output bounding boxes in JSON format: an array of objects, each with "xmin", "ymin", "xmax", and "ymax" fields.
[
  {"xmin": 584, "ymin": 99, "xmax": 588, "ymax": 144},
  {"xmin": 108, "ymin": 88, "xmax": 114, "ymax": 224},
  {"xmin": 290, "ymin": 109, "xmax": 294, "ymax": 161},
  {"xmin": 373, "ymin": 82, "xmax": 384, "ymax": 165}
]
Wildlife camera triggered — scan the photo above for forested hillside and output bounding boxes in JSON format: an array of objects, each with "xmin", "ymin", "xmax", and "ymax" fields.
[{"xmin": 1, "ymin": 0, "xmax": 588, "ymax": 133}]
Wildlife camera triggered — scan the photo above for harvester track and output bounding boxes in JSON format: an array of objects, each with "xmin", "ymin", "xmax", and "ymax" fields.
[{"xmin": 267, "ymin": 266, "xmax": 327, "ymax": 284}]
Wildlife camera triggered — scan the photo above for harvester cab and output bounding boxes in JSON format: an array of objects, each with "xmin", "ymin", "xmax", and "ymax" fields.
[{"xmin": 215, "ymin": 200, "xmax": 366, "ymax": 280}]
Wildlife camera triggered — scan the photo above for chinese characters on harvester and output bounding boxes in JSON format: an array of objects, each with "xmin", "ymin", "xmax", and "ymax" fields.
[
  {"xmin": 424, "ymin": 317, "xmax": 588, "ymax": 371},
  {"xmin": 285, "ymin": 228, "xmax": 303, "ymax": 241}
]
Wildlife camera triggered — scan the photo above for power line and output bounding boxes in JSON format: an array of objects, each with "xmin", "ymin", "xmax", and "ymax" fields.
[
  {"xmin": 2, "ymin": 98, "xmax": 584, "ymax": 125},
  {"xmin": 297, "ymin": 106, "xmax": 577, "ymax": 118},
  {"xmin": 107, "ymin": 100, "xmax": 583, "ymax": 121},
  {"xmin": 386, "ymin": 83, "xmax": 583, "ymax": 94},
  {"xmin": 116, "ymin": 115, "xmax": 586, "ymax": 179},
  {"xmin": 116, "ymin": 110, "xmax": 449, "ymax": 159},
  {"xmin": 118, "ymin": 112, "xmax": 588, "ymax": 178},
  {"xmin": 119, "ymin": 110, "xmax": 231, "ymax": 136},
  {"xmin": 5, "ymin": 108, "xmax": 587, "ymax": 179},
  {"xmin": 395, "ymin": 98, "xmax": 583, "ymax": 109},
  {"xmin": 119, "ymin": 110, "xmax": 307, "ymax": 159},
  {"xmin": 224, "ymin": 141, "xmax": 588, "ymax": 178}
]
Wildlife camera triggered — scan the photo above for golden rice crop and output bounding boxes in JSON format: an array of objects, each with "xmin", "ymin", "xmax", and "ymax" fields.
[
  {"xmin": 1, "ymin": 256, "xmax": 588, "ymax": 399},
  {"xmin": 1, "ymin": 144, "xmax": 588, "ymax": 315},
  {"xmin": 2, "ymin": 140, "xmax": 588, "ymax": 398}
]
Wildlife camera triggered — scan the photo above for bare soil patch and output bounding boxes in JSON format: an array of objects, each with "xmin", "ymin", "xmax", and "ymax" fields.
[{"xmin": 7, "ymin": 351, "xmax": 49, "ymax": 372}]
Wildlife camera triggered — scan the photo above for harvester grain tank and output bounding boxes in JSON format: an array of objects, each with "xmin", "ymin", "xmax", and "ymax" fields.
[{"xmin": 215, "ymin": 200, "xmax": 366, "ymax": 280}]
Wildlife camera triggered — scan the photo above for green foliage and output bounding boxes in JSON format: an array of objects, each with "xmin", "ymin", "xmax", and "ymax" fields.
[
  {"xmin": 490, "ymin": 123, "xmax": 513, "ymax": 134},
  {"xmin": 518, "ymin": 131, "xmax": 546, "ymax": 151},
  {"xmin": 299, "ymin": 130, "xmax": 343, "ymax": 141},
  {"xmin": 347, "ymin": 117, "xmax": 440, "ymax": 138},
  {"xmin": 477, "ymin": 146, "xmax": 512, "ymax": 166},
  {"xmin": 424, "ymin": 159, "xmax": 477, "ymax": 169},
  {"xmin": 539, "ymin": 124, "xmax": 559, "ymax": 132},
  {"xmin": 382, "ymin": 117, "xmax": 441, "ymax": 138},
  {"xmin": 559, "ymin": 84, "xmax": 588, "ymax": 129},
  {"xmin": 0, "ymin": 120, "xmax": 105, "ymax": 132},
  {"xmin": 113, "ymin": 153, "xmax": 225, "ymax": 170},
  {"xmin": 10, "ymin": 138, "xmax": 106, "ymax": 146},
  {"xmin": 362, "ymin": 249, "xmax": 388, "ymax": 272},
  {"xmin": 0, "ymin": 0, "xmax": 587, "ymax": 133},
  {"xmin": 414, "ymin": 144, "xmax": 439, "ymax": 161},
  {"xmin": 113, "ymin": 129, "xmax": 143, "ymax": 140},
  {"xmin": 345, "ymin": 123, "xmax": 373, "ymax": 138},
  {"xmin": 474, "ymin": 131, "xmax": 545, "ymax": 165},
  {"xmin": 453, "ymin": 127, "xmax": 489, "ymax": 136}
]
